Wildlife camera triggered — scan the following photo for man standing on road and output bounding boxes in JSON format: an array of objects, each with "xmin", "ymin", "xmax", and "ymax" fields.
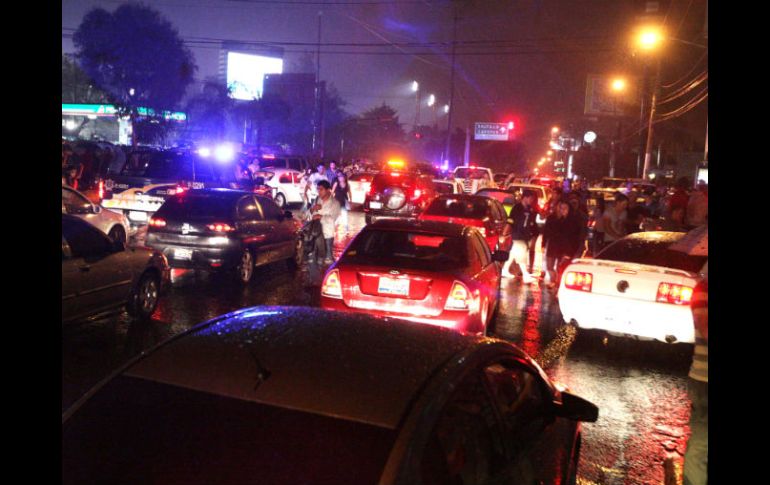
[
  {"xmin": 602, "ymin": 192, "xmax": 629, "ymax": 246},
  {"xmin": 683, "ymin": 270, "xmax": 708, "ymax": 485},
  {"xmin": 310, "ymin": 180, "xmax": 341, "ymax": 267},
  {"xmin": 503, "ymin": 190, "xmax": 539, "ymax": 283},
  {"xmin": 305, "ymin": 163, "xmax": 328, "ymax": 209}
]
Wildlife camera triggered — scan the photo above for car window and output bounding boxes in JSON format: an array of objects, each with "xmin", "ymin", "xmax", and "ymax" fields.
[
  {"xmin": 454, "ymin": 168, "xmax": 490, "ymax": 179},
  {"xmin": 138, "ymin": 152, "xmax": 194, "ymax": 180},
  {"xmin": 490, "ymin": 201, "xmax": 505, "ymax": 222},
  {"xmin": 342, "ymin": 229, "xmax": 468, "ymax": 272},
  {"xmin": 471, "ymin": 232, "xmax": 491, "ymax": 267},
  {"xmin": 155, "ymin": 194, "xmax": 237, "ymax": 220},
  {"xmin": 256, "ymin": 197, "xmax": 282, "ymax": 220},
  {"xmin": 420, "ymin": 371, "xmax": 505, "ymax": 485},
  {"xmin": 278, "ymin": 172, "xmax": 293, "ymax": 184},
  {"xmin": 425, "ymin": 197, "xmax": 489, "ymax": 219},
  {"xmin": 597, "ymin": 237, "xmax": 708, "ymax": 273},
  {"xmin": 63, "ymin": 375, "xmax": 397, "ymax": 485},
  {"xmin": 237, "ymin": 196, "xmax": 262, "ymax": 219},
  {"xmin": 483, "ymin": 363, "xmax": 547, "ymax": 444},
  {"xmin": 62, "ymin": 187, "xmax": 92, "ymax": 213},
  {"xmin": 62, "ymin": 218, "xmax": 113, "ymax": 258}
]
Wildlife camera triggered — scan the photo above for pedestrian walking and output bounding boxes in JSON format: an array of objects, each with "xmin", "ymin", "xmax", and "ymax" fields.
[
  {"xmin": 327, "ymin": 161, "xmax": 340, "ymax": 185},
  {"xmin": 502, "ymin": 190, "xmax": 539, "ymax": 283},
  {"xmin": 667, "ymin": 177, "xmax": 690, "ymax": 220},
  {"xmin": 686, "ymin": 181, "xmax": 708, "ymax": 228},
  {"xmin": 602, "ymin": 192, "xmax": 629, "ymax": 246},
  {"xmin": 308, "ymin": 180, "xmax": 341, "ymax": 270},
  {"xmin": 591, "ymin": 197, "xmax": 606, "ymax": 256},
  {"xmin": 541, "ymin": 200, "xmax": 581, "ymax": 289},
  {"xmin": 567, "ymin": 193, "xmax": 589, "ymax": 259},
  {"xmin": 305, "ymin": 163, "xmax": 329, "ymax": 210},
  {"xmin": 333, "ymin": 172, "xmax": 351, "ymax": 231}
]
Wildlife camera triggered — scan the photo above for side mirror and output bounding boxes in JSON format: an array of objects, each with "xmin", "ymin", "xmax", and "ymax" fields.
[
  {"xmin": 111, "ymin": 238, "xmax": 126, "ymax": 253},
  {"xmin": 92, "ymin": 204, "xmax": 102, "ymax": 214},
  {"xmin": 492, "ymin": 250, "xmax": 509, "ymax": 263},
  {"xmin": 553, "ymin": 391, "xmax": 598, "ymax": 423}
]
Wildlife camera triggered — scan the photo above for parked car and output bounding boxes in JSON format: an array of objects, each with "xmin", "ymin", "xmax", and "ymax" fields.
[
  {"xmin": 62, "ymin": 214, "xmax": 169, "ymax": 323},
  {"xmin": 558, "ymin": 231, "xmax": 708, "ymax": 344},
  {"xmin": 499, "ymin": 183, "xmax": 548, "ymax": 227},
  {"xmin": 349, "ymin": 171, "xmax": 378, "ymax": 205},
  {"xmin": 321, "ymin": 219, "xmax": 508, "ymax": 335},
  {"xmin": 145, "ymin": 189, "xmax": 301, "ymax": 284},
  {"xmin": 62, "ymin": 185, "xmax": 132, "ymax": 244},
  {"xmin": 363, "ymin": 171, "xmax": 437, "ymax": 224},
  {"xmin": 253, "ymin": 167, "xmax": 304, "ymax": 208},
  {"xmin": 102, "ymin": 149, "xmax": 239, "ymax": 228},
  {"xmin": 418, "ymin": 194, "xmax": 513, "ymax": 252},
  {"xmin": 62, "ymin": 306, "xmax": 597, "ymax": 485},
  {"xmin": 258, "ymin": 154, "xmax": 310, "ymax": 172},
  {"xmin": 493, "ymin": 172, "xmax": 508, "ymax": 188},
  {"xmin": 452, "ymin": 165, "xmax": 496, "ymax": 194}
]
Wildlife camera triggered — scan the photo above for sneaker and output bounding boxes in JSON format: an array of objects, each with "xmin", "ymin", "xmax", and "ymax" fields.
[{"xmin": 323, "ymin": 258, "xmax": 334, "ymax": 265}]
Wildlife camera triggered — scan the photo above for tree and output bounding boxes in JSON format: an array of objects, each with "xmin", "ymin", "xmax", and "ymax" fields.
[
  {"xmin": 73, "ymin": 2, "xmax": 196, "ymax": 144},
  {"xmin": 343, "ymin": 104, "xmax": 406, "ymax": 161},
  {"xmin": 184, "ymin": 79, "xmax": 235, "ymax": 143},
  {"xmin": 62, "ymin": 54, "xmax": 111, "ymax": 104}
]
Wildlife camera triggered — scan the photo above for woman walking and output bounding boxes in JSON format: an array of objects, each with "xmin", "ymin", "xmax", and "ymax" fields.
[
  {"xmin": 541, "ymin": 201, "xmax": 581, "ymax": 289},
  {"xmin": 333, "ymin": 172, "xmax": 351, "ymax": 231}
]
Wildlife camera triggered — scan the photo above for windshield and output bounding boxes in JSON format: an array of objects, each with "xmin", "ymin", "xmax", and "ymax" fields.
[
  {"xmin": 597, "ymin": 236, "xmax": 707, "ymax": 273},
  {"xmin": 342, "ymin": 229, "xmax": 468, "ymax": 271},
  {"xmin": 63, "ymin": 375, "xmax": 396, "ymax": 485},
  {"xmin": 424, "ymin": 197, "xmax": 489, "ymax": 219},
  {"xmin": 155, "ymin": 194, "xmax": 237, "ymax": 220},
  {"xmin": 477, "ymin": 189, "xmax": 515, "ymax": 205},
  {"xmin": 454, "ymin": 168, "xmax": 489, "ymax": 179}
]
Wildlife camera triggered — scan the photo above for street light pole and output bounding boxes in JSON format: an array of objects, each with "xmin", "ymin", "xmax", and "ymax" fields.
[
  {"xmin": 444, "ymin": 11, "xmax": 458, "ymax": 167},
  {"xmin": 642, "ymin": 58, "xmax": 661, "ymax": 179}
]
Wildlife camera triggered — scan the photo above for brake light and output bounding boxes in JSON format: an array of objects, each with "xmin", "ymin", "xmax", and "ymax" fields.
[
  {"xmin": 321, "ymin": 269, "xmax": 343, "ymax": 299},
  {"xmin": 656, "ymin": 283, "xmax": 693, "ymax": 305},
  {"xmin": 445, "ymin": 281, "xmax": 471, "ymax": 310},
  {"xmin": 206, "ymin": 223, "xmax": 235, "ymax": 232},
  {"xmin": 172, "ymin": 185, "xmax": 188, "ymax": 195},
  {"xmin": 148, "ymin": 217, "xmax": 166, "ymax": 228},
  {"xmin": 564, "ymin": 271, "xmax": 592, "ymax": 292},
  {"xmin": 98, "ymin": 179, "xmax": 104, "ymax": 200}
]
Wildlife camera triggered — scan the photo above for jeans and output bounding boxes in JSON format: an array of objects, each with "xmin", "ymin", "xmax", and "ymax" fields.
[
  {"xmin": 308, "ymin": 237, "xmax": 334, "ymax": 285},
  {"xmin": 683, "ymin": 378, "xmax": 708, "ymax": 485},
  {"xmin": 324, "ymin": 237, "xmax": 334, "ymax": 261}
]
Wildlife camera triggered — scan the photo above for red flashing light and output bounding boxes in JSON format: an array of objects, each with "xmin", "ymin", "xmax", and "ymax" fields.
[
  {"xmin": 262, "ymin": 154, "xmax": 276, "ymax": 159},
  {"xmin": 98, "ymin": 180, "xmax": 104, "ymax": 200},
  {"xmin": 148, "ymin": 217, "xmax": 166, "ymax": 228},
  {"xmin": 412, "ymin": 189, "xmax": 422, "ymax": 199},
  {"xmin": 564, "ymin": 271, "xmax": 592, "ymax": 292},
  {"xmin": 507, "ymin": 121, "xmax": 515, "ymax": 130},
  {"xmin": 206, "ymin": 223, "xmax": 235, "ymax": 232}
]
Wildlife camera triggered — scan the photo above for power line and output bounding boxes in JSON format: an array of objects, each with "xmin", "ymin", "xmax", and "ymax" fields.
[
  {"xmin": 657, "ymin": 71, "xmax": 706, "ymax": 104},
  {"xmin": 661, "ymin": 50, "xmax": 706, "ymax": 89},
  {"xmin": 656, "ymin": 89, "xmax": 707, "ymax": 119}
]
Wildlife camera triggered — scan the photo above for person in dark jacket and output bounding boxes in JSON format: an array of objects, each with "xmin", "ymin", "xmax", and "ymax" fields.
[
  {"xmin": 542, "ymin": 201, "xmax": 581, "ymax": 289},
  {"xmin": 502, "ymin": 190, "xmax": 539, "ymax": 282},
  {"xmin": 300, "ymin": 218, "xmax": 327, "ymax": 287},
  {"xmin": 567, "ymin": 193, "xmax": 589, "ymax": 259}
]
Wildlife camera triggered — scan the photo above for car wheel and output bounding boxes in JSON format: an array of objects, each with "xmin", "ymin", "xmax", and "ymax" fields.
[
  {"xmin": 274, "ymin": 192, "xmax": 286, "ymax": 208},
  {"xmin": 127, "ymin": 272, "xmax": 160, "ymax": 320},
  {"xmin": 287, "ymin": 238, "xmax": 303, "ymax": 270},
  {"xmin": 108, "ymin": 225, "xmax": 127, "ymax": 245},
  {"xmin": 236, "ymin": 249, "xmax": 254, "ymax": 284}
]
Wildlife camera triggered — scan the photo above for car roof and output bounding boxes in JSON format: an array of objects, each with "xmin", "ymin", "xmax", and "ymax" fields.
[
  {"xmin": 117, "ymin": 307, "xmax": 521, "ymax": 429},
  {"xmin": 619, "ymin": 231, "xmax": 686, "ymax": 244},
  {"xmin": 368, "ymin": 218, "xmax": 471, "ymax": 237}
]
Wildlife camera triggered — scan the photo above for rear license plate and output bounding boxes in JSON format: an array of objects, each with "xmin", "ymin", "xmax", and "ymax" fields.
[
  {"xmin": 369, "ymin": 201, "xmax": 382, "ymax": 209},
  {"xmin": 128, "ymin": 211, "xmax": 148, "ymax": 222},
  {"xmin": 378, "ymin": 277, "xmax": 410, "ymax": 296},
  {"xmin": 174, "ymin": 248, "xmax": 193, "ymax": 260}
]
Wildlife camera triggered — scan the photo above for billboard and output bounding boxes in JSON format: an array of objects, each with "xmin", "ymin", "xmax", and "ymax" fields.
[
  {"xmin": 474, "ymin": 122, "xmax": 511, "ymax": 141},
  {"xmin": 226, "ymin": 52, "xmax": 284, "ymax": 101}
]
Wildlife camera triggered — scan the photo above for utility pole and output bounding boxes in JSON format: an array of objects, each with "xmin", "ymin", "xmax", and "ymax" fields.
[
  {"xmin": 637, "ymin": 63, "xmax": 649, "ymax": 177},
  {"xmin": 642, "ymin": 58, "xmax": 661, "ymax": 179},
  {"xmin": 463, "ymin": 124, "xmax": 471, "ymax": 166},
  {"xmin": 444, "ymin": 11, "xmax": 458, "ymax": 167},
  {"xmin": 312, "ymin": 11, "xmax": 322, "ymax": 156}
]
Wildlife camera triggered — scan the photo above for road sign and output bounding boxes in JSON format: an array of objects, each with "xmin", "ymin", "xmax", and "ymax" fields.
[{"xmin": 474, "ymin": 122, "xmax": 511, "ymax": 141}]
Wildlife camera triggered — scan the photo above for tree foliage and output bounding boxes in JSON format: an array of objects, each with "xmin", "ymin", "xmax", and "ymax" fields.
[
  {"xmin": 73, "ymin": 2, "xmax": 196, "ymax": 115},
  {"xmin": 61, "ymin": 54, "xmax": 111, "ymax": 104},
  {"xmin": 184, "ymin": 79, "xmax": 235, "ymax": 143},
  {"xmin": 341, "ymin": 104, "xmax": 406, "ymax": 160}
]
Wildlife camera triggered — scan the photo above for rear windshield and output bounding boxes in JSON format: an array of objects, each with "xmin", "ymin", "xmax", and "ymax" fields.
[
  {"xmin": 155, "ymin": 194, "xmax": 236, "ymax": 220},
  {"xmin": 63, "ymin": 375, "xmax": 396, "ymax": 485},
  {"xmin": 597, "ymin": 237, "xmax": 707, "ymax": 273},
  {"xmin": 454, "ymin": 168, "xmax": 489, "ymax": 179},
  {"xmin": 433, "ymin": 182, "xmax": 455, "ymax": 195},
  {"xmin": 371, "ymin": 173, "xmax": 416, "ymax": 191},
  {"xmin": 121, "ymin": 151, "xmax": 192, "ymax": 179},
  {"xmin": 424, "ymin": 197, "xmax": 489, "ymax": 219},
  {"xmin": 477, "ymin": 190, "xmax": 515, "ymax": 205},
  {"xmin": 342, "ymin": 229, "xmax": 467, "ymax": 271}
]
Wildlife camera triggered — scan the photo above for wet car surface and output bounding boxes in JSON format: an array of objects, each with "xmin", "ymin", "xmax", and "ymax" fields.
[{"xmin": 63, "ymin": 209, "xmax": 695, "ymax": 485}]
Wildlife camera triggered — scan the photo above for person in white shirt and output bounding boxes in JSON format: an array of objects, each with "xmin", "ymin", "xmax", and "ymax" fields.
[{"xmin": 308, "ymin": 180, "xmax": 341, "ymax": 284}]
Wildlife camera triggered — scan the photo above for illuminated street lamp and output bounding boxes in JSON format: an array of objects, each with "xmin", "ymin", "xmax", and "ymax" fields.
[
  {"xmin": 611, "ymin": 78, "xmax": 626, "ymax": 92},
  {"xmin": 637, "ymin": 26, "xmax": 664, "ymax": 51},
  {"xmin": 427, "ymin": 94, "xmax": 435, "ymax": 107},
  {"xmin": 546, "ymin": 150, "xmax": 553, "ymax": 156},
  {"xmin": 411, "ymin": 81, "xmax": 421, "ymax": 129},
  {"xmin": 551, "ymin": 126, "xmax": 559, "ymax": 135},
  {"xmin": 443, "ymin": 104, "xmax": 450, "ymax": 114},
  {"xmin": 634, "ymin": 26, "xmax": 665, "ymax": 179},
  {"xmin": 411, "ymin": 80, "xmax": 419, "ymax": 92}
]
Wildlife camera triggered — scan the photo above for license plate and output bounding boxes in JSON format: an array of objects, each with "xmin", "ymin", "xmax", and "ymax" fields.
[
  {"xmin": 128, "ymin": 211, "xmax": 148, "ymax": 222},
  {"xmin": 174, "ymin": 248, "xmax": 193, "ymax": 260},
  {"xmin": 369, "ymin": 201, "xmax": 382, "ymax": 209},
  {"xmin": 378, "ymin": 277, "xmax": 410, "ymax": 296}
]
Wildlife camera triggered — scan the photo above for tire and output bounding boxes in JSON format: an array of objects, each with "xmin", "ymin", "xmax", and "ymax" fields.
[
  {"xmin": 274, "ymin": 192, "xmax": 286, "ymax": 208},
  {"xmin": 108, "ymin": 225, "xmax": 127, "ymax": 245},
  {"xmin": 286, "ymin": 238, "xmax": 303, "ymax": 270},
  {"xmin": 127, "ymin": 272, "xmax": 160, "ymax": 320},
  {"xmin": 236, "ymin": 249, "xmax": 254, "ymax": 284}
]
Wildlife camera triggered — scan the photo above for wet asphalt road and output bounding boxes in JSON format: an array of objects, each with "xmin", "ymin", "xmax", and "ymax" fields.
[{"xmin": 62, "ymin": 208, "xmax": 696, "ymax": 484}]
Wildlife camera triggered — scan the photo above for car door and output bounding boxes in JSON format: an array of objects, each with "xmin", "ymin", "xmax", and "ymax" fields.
[
  {"xmin": 470, "ymin": 231, "xmax": 500, "ymax": 302},
  {"xmin": 235, "ymin": 195, "xmax": 271, "ymax": 265},
  {"xmin": 490, "ymin": 201, "xmax": 512, "ymax": 250},
  {"xmin": 256, "ymin": 197, "xmax": 295, "ymax": 262},
  {"xmin": 62, "ymin": 217, "xmax": 133, "ymax": 317}
]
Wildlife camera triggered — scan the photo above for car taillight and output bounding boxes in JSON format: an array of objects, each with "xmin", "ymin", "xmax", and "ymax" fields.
[
  {"xmin": 207, "ymin": 223, "xmax": 235, "ymax": 232},
  {"xmin": 171, "ymin": 185, "xmax": 187, "ymax": 195},
  {"xmin": 148, "ymin": 217, "xmax": 166, "ymax": 228},
  {"xmin": 445, "ymin": 281, "xmax": 471, "ymax": 310},
  {"xmin": 412, "ymin": 189, "xmax": 422, "ymax": 199},
  {"xmin": 321, "ymin": 269, "xmax": 343, "ymax": 299},
  {"xmin": 656, "ymin": 283, "xmax": 693, "ymax": 305},
  {"xmin": 478, "ymin": 227, "xmax": 486, "ymax": 237},
  {"xmin": 564, "ymin": 271, "xmax": 592, "ymax": 292},
  {"xmin": 98, "ymin": 179, "xmax": 104, "ymax": 200}
]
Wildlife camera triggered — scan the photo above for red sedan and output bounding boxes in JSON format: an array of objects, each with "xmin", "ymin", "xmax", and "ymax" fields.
[
  {"xmin": 417, "ymin": 194, "xmax": 513, "ymax": 252},
  {"xmin": 320, "ymin": 219, "xmax": 508, "ymax": 335}
]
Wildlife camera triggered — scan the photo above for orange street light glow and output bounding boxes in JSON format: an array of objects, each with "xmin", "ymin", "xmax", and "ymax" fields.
[
  {"xmin": 611, "ymin": 78, "xmax": 626, "ymax": 91},
  {"xmin": 638, "ymin": 27, "xmax": 664, "ymax": 50}
]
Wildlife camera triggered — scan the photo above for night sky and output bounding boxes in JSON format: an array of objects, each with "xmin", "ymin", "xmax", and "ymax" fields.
[{"xmin": 62, "ymin": 0, "xmax": 707, "ymax": 152}]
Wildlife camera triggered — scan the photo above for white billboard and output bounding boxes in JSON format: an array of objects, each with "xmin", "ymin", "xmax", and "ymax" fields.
[{"xmin": 226, "ymin": 52, "xmax": 283, "ymax": 101}]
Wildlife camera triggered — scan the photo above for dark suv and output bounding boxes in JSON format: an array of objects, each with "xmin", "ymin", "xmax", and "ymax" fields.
[
  {"xmin": 145, "ymin": 189, "xmax": 301, "ymax": 283},
  {"xmin": 363, "ymin": 171, "xmax": 437, "ymax": 224}
]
